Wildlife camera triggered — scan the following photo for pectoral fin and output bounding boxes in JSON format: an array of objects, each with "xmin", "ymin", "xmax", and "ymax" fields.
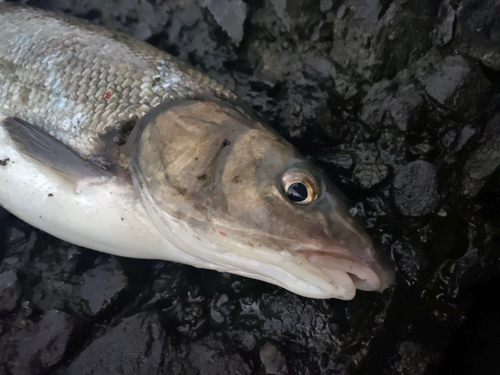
[{"xmin": 1, "ymin": 117, "xmax": 111, "ymax": 181}]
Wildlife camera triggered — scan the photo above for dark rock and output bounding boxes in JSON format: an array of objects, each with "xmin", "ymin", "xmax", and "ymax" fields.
[
  {"xmin": 259, "ymin": 292, "xmax": 341, "ymax": 351},
  {"xmin": 44, "ymin": 0, "xmax": 171, "ymax": 41},
  {"xmin": 28, "ymin": 244, "xmax": 87, "ymax": 313},
  {"xmin": 432, "ymin": 2, "xmax": 456, "ymax": 47},
  {"xmin": 454, "ymin": 0, "xmax": 500, "ymax": 71},
  {"xmin": 229, "ymin": 329, "xmax": 257, "ymax": 352},
  {"xmin": 485, "ymin": 111, "xmax": 500, "ymax": 137},
  {"xmin": 0, "ymin": 310, "xmax": 75, "ymax": 375},
  {"xmin": 260, "ymin": 342, "xmax": 288, "ymax": 375},
  {"xmin": 0, "ymin": 207, "xmax": 9, "ymax": 221},
  {"xmin": 270, "ymin": 0, "xmax": 322, "ymax": 39},
  {"xmin": 168, "ymin": 332, "xmax": 253, "ymax": 375},
  {"xmin": 461, "ymin": 136, "xmax": 500, "ymax": 198},
  {"xmin": 392, "ymin": 341, "xmax": 440, "ymax": 375},
  {"xmin": 393, "ymin": 160, "xmax": 439, "ymax": 216},
  {"xmin": 353, "ymin": 163, "xmax": 389, "ymax": 190},
  {"xmin": 65, "ymin": 312, "xmax": 164, "ymax": 375},
  {"xmin": 255, "ymin": 289, "xmax": 390, "ymax": 372},
  {"xmin": 144, "ymin": 263, "xmax": 191, "ymax": 307},
  {"xmin": 456, "ymin": 125, "xmax": 476, "ymax": 151},
  {"xmin": 209, "ymin": 293, "xmax": 232, "ymax": 325},
  {"xmin": 163, "ymin": 298, "xmax": 208, "ymax": 340},
  {"xmin": 388, "ymin": 84, "xmax": 425, "ymax": 132},
  {"xmin": 269, "ymin": 0, "xmax": 292, "ymax": 32},
  {"xmin": 390, "ymin": 240, "xmax": 425, "ymax": 286},
  {"xmin": 321, "ymin": 152, "xmax": 354, "ymax": 171},
  {"xmin": 460, "ymin": 114, "xmax": 500, "ymax": 197},
  {"xmin": 320, "ymin": 0, "xmax": 333, "ymax": 13},
  {"xmin": 441, "ymin": 123, "xmax": 478, "ymax": 164},
  {"xmin": 420, "ymin": 55, "xmax": 491, "ymax": 122},
  {"xmin": 329, "ymin": 1, "xmax": 388, "ymax": 79},
  {"xmin": 0, "ymin": 227, "xmax": 37, "ymax": 272},
  {"xmin": 360, "ymin": 79, "xmax": 393, "ymax": 128},
  {"xmin": 205, "ymin": 0, "xmax": 247, "ymax": 45},
  {"xmin": 79, "ymin": 258, "xmax": 128, "ymax": 316},
  {"xmin": 0, "ymin": 271, "xmax": 21, "ymax": 314},
  {"xmin": 439, "ymin": 277, "xmax": 500, "ymax": 374},
  {"xmin": 375, "ymin": 6, "xmax": 435, "ymax": 80},
  {"xmin": 408, "ymin": 141, "xmax": 435, "ymax": 157},
  {"xmin": 29, "ymin": 252, "xmax": 127, "ymax": 317},
  {"xmin": 31, "ymin": 276, "xmax": 77, "ymax": 314},
  {"xmin": 441, "ymin": 130, "xmax": 457, "ymax": 149}
]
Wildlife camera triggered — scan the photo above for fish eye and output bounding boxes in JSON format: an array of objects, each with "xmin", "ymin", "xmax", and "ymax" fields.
[
  {"xmin": 286, "ymin": 182, "xmax": 309, "ymax": 202},
  {"xmin": 281, "ymin": 168, "xmax": 319, "ymax": 204}
]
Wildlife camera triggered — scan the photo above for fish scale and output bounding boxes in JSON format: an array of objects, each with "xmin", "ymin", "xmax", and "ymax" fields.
[{"xmin": 0, "ymin": 3, "xmax": 232, "ymax": 156}]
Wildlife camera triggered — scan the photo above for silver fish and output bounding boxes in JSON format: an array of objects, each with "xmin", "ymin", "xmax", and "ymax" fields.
[{"xmin": 0, "ymin": 4, "xmax": 394, "ymax": 299}]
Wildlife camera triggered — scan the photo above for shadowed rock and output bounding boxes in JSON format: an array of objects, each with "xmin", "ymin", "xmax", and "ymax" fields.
[
  {"xmin": 0, "ymin": 271, "xmax": 21, "ymax": 314},
  {"xmin": 0, "ymin": 310, "xmax": 75, "ymax": 375},
  {"xmin": 65, "ymin": 312, "xmax": 164, "ymax": 375},
  {"xmin": 393, "ymin": 161, "xmax": 439, "ymax": 216}
]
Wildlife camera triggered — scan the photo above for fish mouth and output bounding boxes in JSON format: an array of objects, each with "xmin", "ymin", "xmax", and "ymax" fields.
[{"xmin": 300, "ymin": 249, "xmax": 393, "ymax": 300}]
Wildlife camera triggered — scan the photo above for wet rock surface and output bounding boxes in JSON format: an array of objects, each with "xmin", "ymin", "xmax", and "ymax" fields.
[
  {"xmin": 0, "ymin": 271, "xmax": 20, "ymax": 314},
  {"xmin": 0, "ymin": 309, "xmax": 75, "ymax": 375},
  {"xmin": 393, "ymin": 160, "xmax": 439, "ymax": 216},
  {"xmin": 63, "ymin": 312, "xmax": 165, "ymax": 375},
  {"xmin": 260, "ymin": 342, "xmax": 288, "ymax": 374},
  {"xmin": 1, "ymin": 0, "xmax": 499, "ymax": 374}
]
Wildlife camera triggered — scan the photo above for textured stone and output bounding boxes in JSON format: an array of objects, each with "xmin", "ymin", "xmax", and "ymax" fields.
[
  {"xmin": 0, "ymin": 207, "xmax": 10, "ymax": 221},
  {"xmin": 205, "ymin": 0, "xmax": 247, "ymax": 45},
  {"xmin": 169, "ymin": 333, "xmax": 253, "ymax": 375},
  {"xmin": 433, "ymin": 2, "xmax": 456, "ymax": 46},
  {"xmin": 79, "ymin": 258, "xmax": 128, "ymax": 316},
  {"xmin": 393, "ymin": 161, "xmax": 439, "ymax": 216},
  {"xmin": 454, "ymin": 0, "xmax": 500, "ymax": 71},
  {"xmin": 0, "ymin": 310, "xmax": 74, "ymax": 375},
  {"xmin": 0, "ymin": 271, "xmax": 21, "ymax": 314},
  {"xmin": 461, "ymin": 136, "xmax": 500, "ymax": 198},
  {"xmin": 353, "ymin": 164, "xmax": 389, "ymax": 190},
  {"xmin": 260, "ymin": 342, "xmax": 288, "ymax": 375},
  {"xmin": 388, "ymin": 84, "xmax": 424, "ymax": 132},
  {"xmin": 65, "ymin": 313, "xmax": 165, "ymax": 375},
  {"xmin": 393, "ymin": 341, "xmax": 439, "ymax": 375},
  {"xmin": 421, "ymin": 55, "xmax": 491, "ymax": 122}
]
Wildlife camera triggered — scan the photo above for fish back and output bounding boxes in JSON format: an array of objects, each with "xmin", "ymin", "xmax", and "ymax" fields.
[{"xmin": 0, "ymin": 4, "xmax": 231, "ymax": 157}]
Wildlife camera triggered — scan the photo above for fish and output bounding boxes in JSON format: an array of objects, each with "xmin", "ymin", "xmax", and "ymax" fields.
[{"xmin": 0, "ymin": 4, "xmax": 394, "ymax": 300}]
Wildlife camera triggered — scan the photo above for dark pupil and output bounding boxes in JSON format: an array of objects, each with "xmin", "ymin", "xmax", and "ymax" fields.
[{"xmin": 287, "ymin": 182, "xmax": 309, "ymax": 202}]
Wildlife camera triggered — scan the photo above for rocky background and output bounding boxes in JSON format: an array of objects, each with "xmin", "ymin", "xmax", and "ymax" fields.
[{"xmin": 1, "ymin": 0, "xmax": 499, "ymax": 374}]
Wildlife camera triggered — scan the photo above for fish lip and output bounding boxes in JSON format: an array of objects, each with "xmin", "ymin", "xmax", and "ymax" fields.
[{"xmin": 299, "ymin": 249, "xmax": 393, "ymax": 295}]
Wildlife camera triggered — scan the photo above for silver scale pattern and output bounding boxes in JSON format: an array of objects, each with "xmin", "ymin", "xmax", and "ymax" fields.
[{"xmin": 0, "ymin": 4, "xmax": 234, "ymax": 156}]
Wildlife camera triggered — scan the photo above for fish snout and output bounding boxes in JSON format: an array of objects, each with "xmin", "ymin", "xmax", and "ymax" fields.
[{"xmin": 300, "ymin": 238, "xmax": 395, "ymax": 299}]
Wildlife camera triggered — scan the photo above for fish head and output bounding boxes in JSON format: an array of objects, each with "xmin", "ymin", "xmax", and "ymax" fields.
[{"xmin": 126, "ymin": 99, "xmax": 394, "ymax": 299}]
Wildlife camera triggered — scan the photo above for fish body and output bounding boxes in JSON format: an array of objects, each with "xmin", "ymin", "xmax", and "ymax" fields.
[{"xmin": 0, "ymin": 4, "xmax": 394, "ymax": 299}]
